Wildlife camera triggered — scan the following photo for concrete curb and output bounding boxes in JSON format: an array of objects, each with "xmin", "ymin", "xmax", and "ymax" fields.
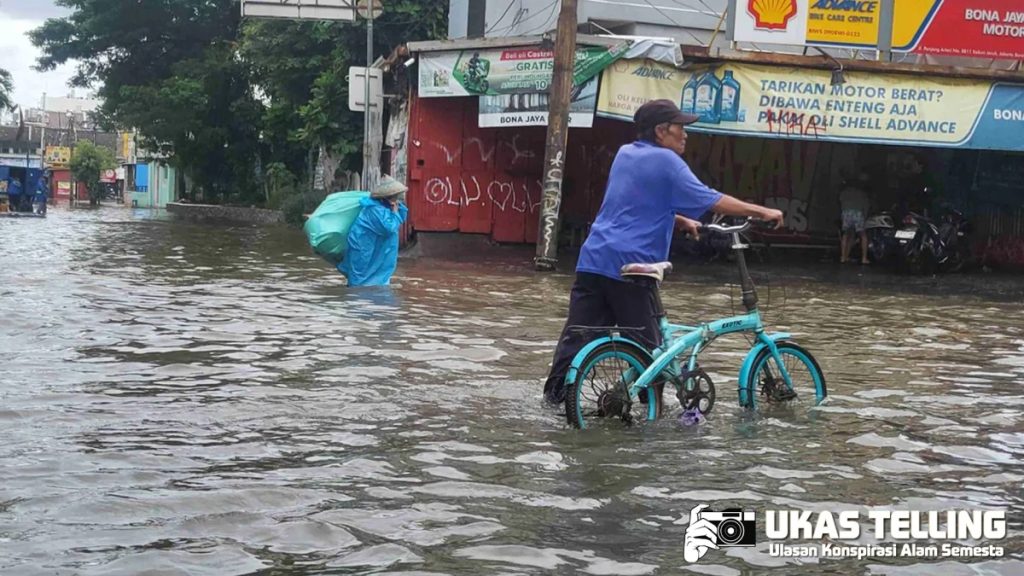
[{"xmin": 166, "ymin": 202, "xmax": 285, "ymax": 225}]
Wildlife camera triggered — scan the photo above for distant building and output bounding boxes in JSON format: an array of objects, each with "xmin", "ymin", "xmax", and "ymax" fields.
[{"xmin": 24, "ymin": 95, "xmax": 102, "ymax": 131}]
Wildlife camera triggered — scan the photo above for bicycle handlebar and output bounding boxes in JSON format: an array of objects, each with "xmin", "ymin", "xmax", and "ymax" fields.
[{"xmin": 708, "ymin": 216, "xmax": 770, "ymax": 234}]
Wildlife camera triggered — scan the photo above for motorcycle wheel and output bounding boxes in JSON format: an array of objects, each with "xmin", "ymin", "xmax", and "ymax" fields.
[
  {"xmin": 906, "ymin": 243, "xmax": 935, "ymax": 275},
  {"xmin": 944, "ymin": 242, "xmax": 971, "ymax": 273}
]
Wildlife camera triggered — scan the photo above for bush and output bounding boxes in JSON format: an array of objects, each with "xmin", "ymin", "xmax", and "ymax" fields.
[{"xmin": 280, "ymin": 188, "xmax": 332, "ymax": 227}]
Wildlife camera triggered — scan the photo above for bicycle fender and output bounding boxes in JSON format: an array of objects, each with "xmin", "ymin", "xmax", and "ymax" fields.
[
  {"xmin": 565, "ymin": 336, "xmax": 652, "ymax": 385},
  {"xmin": 737, "ymin": 332, "xmax": 791, "ymax": 407}
]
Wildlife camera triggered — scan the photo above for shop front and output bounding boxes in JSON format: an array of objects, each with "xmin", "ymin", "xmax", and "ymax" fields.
[{"xmin": 402, "ymin": 38, "xmax": 1024, "ymax": 266}]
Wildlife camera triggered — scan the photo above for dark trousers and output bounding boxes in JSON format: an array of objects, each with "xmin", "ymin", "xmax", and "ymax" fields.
[{"xmin": 543, "ymin": 272, "xmax": 663, "ymax": 402}]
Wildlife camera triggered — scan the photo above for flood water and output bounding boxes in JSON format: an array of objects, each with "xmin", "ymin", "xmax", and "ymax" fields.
[{"xmin": 1, "ymin": 208, "xmax": 1022, "ymax": 575}]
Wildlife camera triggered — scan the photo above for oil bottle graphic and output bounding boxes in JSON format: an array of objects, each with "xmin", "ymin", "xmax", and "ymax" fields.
[
  {"xmin": 721, "ymin": 70, "xmax": 741, "ymax": 122},
  {"xmin": 681, "ymin": 73, "xmax": 699, "ymax": 115},
  {"xmin": 694, "ymin": 72, "xmax": 722, "ymax": 124}
]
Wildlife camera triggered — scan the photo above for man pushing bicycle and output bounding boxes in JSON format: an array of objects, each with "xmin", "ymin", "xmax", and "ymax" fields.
[{"xmin": 543, "ymin": 99, "xmax": 785, "ymax": 406}]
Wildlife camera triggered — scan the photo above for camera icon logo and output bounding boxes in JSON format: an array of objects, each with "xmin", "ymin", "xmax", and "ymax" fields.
[{"xmin": 684, "ymin": 504, "xmax": 757, "ymax": 563}]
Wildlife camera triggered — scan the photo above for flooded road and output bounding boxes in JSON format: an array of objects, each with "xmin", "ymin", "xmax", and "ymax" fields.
[{"xmin": 1, "ymin": 208, "xmax": 1022, "ymax": 575}]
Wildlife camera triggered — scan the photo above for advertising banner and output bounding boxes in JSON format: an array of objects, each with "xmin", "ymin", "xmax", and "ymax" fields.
[
  {"xmin": 44, "ymin": 146, "xmax": 72, "ymax": 168},
  {"xmin": 419, "ymin": 44, "xmax": 627, "ymax": 97},
  {"xmin": 733, "ymin": 0, "xmax": 1024, "ymax": 60},
  {"xmin": 596, "ymin": 59, "xmax": 687, "ymax": 121},
  {"xmin": 478, "ymin": 75, "xmax": 597, "ymax": 128},
  {"xmin": 597, "ymin": 59, "xmax": 1024, "ymax": 151}
]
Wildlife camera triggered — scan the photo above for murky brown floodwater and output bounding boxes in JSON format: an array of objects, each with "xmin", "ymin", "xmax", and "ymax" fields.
[{"xmin": 1, "ymin": 207, "xmax": 1022, "ymax": 575}]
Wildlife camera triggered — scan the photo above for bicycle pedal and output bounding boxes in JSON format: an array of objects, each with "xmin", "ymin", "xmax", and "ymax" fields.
[{"xmin": 772, "ymin": 389, "xmax": 798, "ymax": 402}]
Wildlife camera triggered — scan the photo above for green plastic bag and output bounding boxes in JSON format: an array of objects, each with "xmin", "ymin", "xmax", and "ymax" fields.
[{"xmin": 303, "ymin": 190, "xmax": 370, "ymax": 265}]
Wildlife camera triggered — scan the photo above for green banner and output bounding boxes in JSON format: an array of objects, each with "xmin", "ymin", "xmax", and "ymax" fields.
[{"xmin": 419, "ymin": 44, "xmax": 627, "ymax": 97}]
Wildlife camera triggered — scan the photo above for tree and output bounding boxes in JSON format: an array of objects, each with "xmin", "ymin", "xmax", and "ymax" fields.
[
  {"xmin": 240, "ymin": 0, "xmax": 449, "ymax": 183},
  {"xmin": 70, "ymin": 140, "xmax": 116, "ymax": 205},
  {"xmin": 31, "ymin": 0, "xmax": 449, "ymax": 208},
  {"xmin": 31, "ymin": 0, "xmax": 261, "ymax": 204},
  {"xmin": 0, "ymin": 68, "xmax": 13, "ymax": 113}
]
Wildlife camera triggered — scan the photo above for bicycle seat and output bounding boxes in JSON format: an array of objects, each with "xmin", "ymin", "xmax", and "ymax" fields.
[{"xmin": 621, "ymin": 262, "xmax": 673, "ymax": 282}]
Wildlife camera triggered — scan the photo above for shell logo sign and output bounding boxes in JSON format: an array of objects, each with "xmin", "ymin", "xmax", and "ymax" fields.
[{"xmin": 747, "ymin": 0, "xmax": 798, "ymax": 30}]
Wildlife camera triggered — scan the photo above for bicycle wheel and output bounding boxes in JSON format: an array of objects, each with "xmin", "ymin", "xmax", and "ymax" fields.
[
  {"xmin": 744, "ymin": 342, "xmax": 827, "ymax": 410},
  {"xmin": 565, "ymin": 342, "xmax": 661, "ymax": 429}
]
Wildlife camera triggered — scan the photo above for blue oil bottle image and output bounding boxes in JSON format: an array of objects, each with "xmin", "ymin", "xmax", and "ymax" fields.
[
  {"xmin": 695, "ymin": 71, "xmax": 722, "ymax": 124},
  {"xmin": 721, "ymin": 70, "xmax": 741, "ymax": 122},
  {"xmin": 681, "ymin": 73, "xmax": 699, "ymax": 115}
]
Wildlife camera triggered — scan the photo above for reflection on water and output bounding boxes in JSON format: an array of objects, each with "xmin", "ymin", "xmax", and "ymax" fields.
[{"xmin": 1, "ymin": 208, "xmax": 1022, "ymax": 575}]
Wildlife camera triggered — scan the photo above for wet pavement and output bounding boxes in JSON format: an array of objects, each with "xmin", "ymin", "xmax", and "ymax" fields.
[{"xmin": 1, "ymin": 207, "xmax": 1022, "ymax": 575}]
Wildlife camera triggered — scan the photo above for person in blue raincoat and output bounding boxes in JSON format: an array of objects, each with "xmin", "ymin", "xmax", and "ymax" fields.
[
  {"xmin": 33, "ymin": 175, "xmax": 48, "ymax": 214},
  {"xmin": 7, "ymin": 178, "xmax": 23, "ymax": 212},
  {"xmin": 338, "ymin": 175, "xmax": 409, "ymax": 286}
]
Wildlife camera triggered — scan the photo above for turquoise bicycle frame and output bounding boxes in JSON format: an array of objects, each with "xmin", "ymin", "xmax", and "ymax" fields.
[{"xmin": 565, "ymin": 309, "xmax": 795, "ymax": 409}]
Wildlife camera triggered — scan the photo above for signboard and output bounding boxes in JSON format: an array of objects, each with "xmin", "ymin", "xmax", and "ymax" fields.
[
  {"xmin": 419, "ymin": 44, "xmax": 627, "ymax": 97},
  {"xmin": 44, "ymin": 146, "xmax": 72, "ymax": 168},
  {"xmin": 479, "ymin": 75, "xmax": 598, "ymax": 128},
  {"xmin": 241, "ymin": 0, "xmax": 355, "ymax": 21},
  {"xmin": 0, "ymin": 155, "xmax": 43, "ymax": 169},
  {"xmin": 732, "ymin": 0, "xmax": 1024, "ymax": 60},
  {"xmin": 348, "ymin": 66, "xmax": 383, "ymax": 112},
  {"xmin": 119, "ymin": 132, "xmax": 136, "ymax": 164},
  {"xmin": 596, "ymin": 58, "xmax": 687, "ymax": 121},
  {"xmin": 597, "ymin": 59, "xmax": 1024, "ymax": 152},
  {"xmin": 100, "ymin": 169, "xmax": 117, "ymax": 183},
  {"xmin": 904, "ymin": 1, "xmax": 1024, "ymax": 60}
]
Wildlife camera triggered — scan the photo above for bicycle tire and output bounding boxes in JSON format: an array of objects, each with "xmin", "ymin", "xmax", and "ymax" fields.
[
  {"xmin": 743, "ymin": 342, "xmax": 827, "ymax": 410},
  {"xmin": 565, "ymin": 342, "xmax": 661, "ymax": 430}
]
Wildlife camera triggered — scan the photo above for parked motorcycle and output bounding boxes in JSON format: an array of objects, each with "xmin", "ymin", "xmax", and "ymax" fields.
[
  {"xmin": 936, "ymin": 207, "xmax": 973, "ymax": 273},
  {"xmin": 863, "ymin": 211, "xmax": 898, "ymax": 264},
  {"xmin": 893, "ymin": 207, "xmax": 972, "ymax": 274}
]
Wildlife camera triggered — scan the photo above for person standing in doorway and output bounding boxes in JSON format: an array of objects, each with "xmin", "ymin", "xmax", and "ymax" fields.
[
  {"xmin": 839, "ymin": 173, "xmax": 871, "ymax": 264},
  {"xmin": 339, "ymin": 175, "xmax": 409, "ymax": 287},
  {"xmin": 542, "ymin": 99, "xmax": 784, "ymax": 406}
]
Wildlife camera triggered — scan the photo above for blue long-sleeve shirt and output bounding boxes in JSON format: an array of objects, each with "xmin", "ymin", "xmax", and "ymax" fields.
[
  {"xmin": 339, "ymin": 197, "xmax": 409, "ymax": 286},
  {"xmin": 576, "ymin": 140, "xmax": 722, "ymax": 280}
]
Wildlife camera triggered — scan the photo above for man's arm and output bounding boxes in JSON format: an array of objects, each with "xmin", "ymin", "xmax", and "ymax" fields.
[{"xmin": 711, "ymin": 194, "xmax": 785, "ymax": 228}]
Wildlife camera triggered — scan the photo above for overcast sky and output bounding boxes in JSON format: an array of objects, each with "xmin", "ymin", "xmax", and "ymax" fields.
[{"xmin": 1, "ymin": 0, "xmax": 86, "ymax": 110}]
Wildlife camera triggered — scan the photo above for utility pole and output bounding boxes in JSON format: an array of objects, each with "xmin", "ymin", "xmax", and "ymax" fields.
[
  {"xmin": 363, "ymin": 0, "xmax": 374, "ymax": 190},
  {"xmin": 533, "ymin": 0, "xmax": 578, "ymax": 271}
]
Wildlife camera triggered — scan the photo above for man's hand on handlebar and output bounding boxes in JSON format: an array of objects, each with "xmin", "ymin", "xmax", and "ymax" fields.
[
  {"xmin": 760, "ymin": 207, "xmax": 785, "ymax": 229},
  {"xmin": 674, "ymin": 215, "xmax": 702, "ymax": 240}
]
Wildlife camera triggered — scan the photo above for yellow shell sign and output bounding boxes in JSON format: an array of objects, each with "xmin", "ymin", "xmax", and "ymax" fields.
[{"xmin": 748, "ymin": 0, "xmax": 799, "ymax": 30}]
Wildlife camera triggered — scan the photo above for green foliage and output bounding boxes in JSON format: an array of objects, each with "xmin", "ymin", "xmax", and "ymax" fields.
[
  {"xmin": 31, "ymin": 0, "xmax": 449, "ymax": 210},
  {"xmin": 0, "ymin": 68, "xmax": 12, "ymax": 112},
  {"xmin": 70, "ymin": 140, "xmax": 116, "ymax": 205}
]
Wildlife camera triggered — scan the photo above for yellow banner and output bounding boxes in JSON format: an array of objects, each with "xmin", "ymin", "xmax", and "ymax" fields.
[
  {"xmin": 596, "ymin": 59, "xmax": 685, "ymax": 121},
  {"xmin": 596, "ymin": 59, "xmax": 1024, "ymax": 150},
  {"xmin": 688, "ymin": 63, "xmax": 991, "ymax": 146}
]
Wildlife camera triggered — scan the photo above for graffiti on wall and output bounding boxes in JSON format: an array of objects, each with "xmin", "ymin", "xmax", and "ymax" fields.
[
  {"xmin": 431, "ymin": 135, "xmax": 536, "ymax": 168},
  {"xmin": 423, "ymin": 175, "xmax": 542, "ymax": 213}
]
